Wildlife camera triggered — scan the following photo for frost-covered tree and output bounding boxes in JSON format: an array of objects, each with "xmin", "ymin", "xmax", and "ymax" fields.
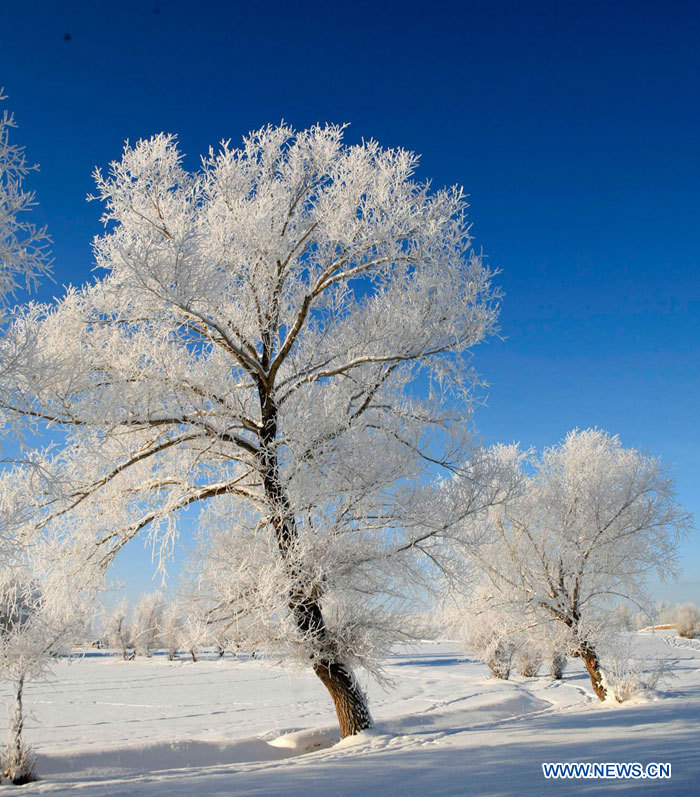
[
  {"xmin": 157, "ymin": 600, "xmax": 215, "ymax": 661},
  {"xmin": 177, "ymin": 613, "xmax": 211, "ymax": 662},
  {"xmin": 671, "ymin": 603, "xmax": 699, "ymax": 639},
  {"xmin": 443, "ymin": 584, "xmax": 565, "ymax": 681},
  {"xmin": 515, "ymin": 641, "xmax": 542, "ymax": 678},
  {"xmin": 0, "ymin": 90, "xmax": 50, "ymax": 303},
  {"xmin": 655, "ymin": 601, "xmax": 674, "ymax": 626},
  {"xmin": 549, "ymin": 652, "xmax": 567, "ymax": 680},
  {"xmin": 176, "ymin": 573, "xmax": 245, "ymax": 658},
  {"xmin": 0, "ymin": 579, "xmax": 41, "ymax": 785},
  {"xmin": 441, "ymin": 587, "xmax": 520, "ymax": 679},
  {"xmin": 0, "ymin": 124, "xmax": 501, "ymax": 736},
  {"xmin": 0, "ymin": 465, "xmax": 88, "ymax": 783},
  {"xmin": 104, "ymin": 599, "xmax": 134, "ymax": 660},
  {"xmin": 158, "ymin": 605, "xmax": 182, "ymax": 660},
  {"xmin": 131, "ymin": 591, "xmax": 164, "ymax": 657},
  {"xmin": 463, "ymin": 429, "xmax": 692, "ymax": 700},
  {"xmin": 0, "ymin": 574, "xmax": 86, "ymax": 785}
]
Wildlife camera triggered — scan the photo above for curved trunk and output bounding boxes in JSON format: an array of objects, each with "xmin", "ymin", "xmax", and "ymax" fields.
[
  {"xmin": 314, "ymin": 661, "xmax": 373, "ymax": 738},
  {"xmin": 257, "ymin": 387, "xmax": 373, "ymax": 738},
  {"xmin": 578, "ymin": 641, "xmax": 607, "ymax": 700}
]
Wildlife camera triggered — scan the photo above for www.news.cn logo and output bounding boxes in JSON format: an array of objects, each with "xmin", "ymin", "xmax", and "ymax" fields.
[{"xmin": 542, "ymin": 762, "xmax": 671, "ymax": 779}]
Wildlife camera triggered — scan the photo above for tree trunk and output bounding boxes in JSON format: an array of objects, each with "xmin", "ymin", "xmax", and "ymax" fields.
[
  {"xmin": 2, "ymin": 674, "xmax": 36, "ymax": 785},
  {"xmin": 256, "ymin": 387, "xmax": 373, "ymax": 738},
  {"xmin": 10, "ymin": 674, "xmax": 24, "ymax": 770},
  {"xmin": 287, "ymin": 588, "xmax": 373, "ymax": 738},
  {"xmin": 313, "ymin": 661, "xmax": 373, "ymax": 738},
  {"xmin": 578, "ymin": 642, "xmax": 607, "ymax": 700}
]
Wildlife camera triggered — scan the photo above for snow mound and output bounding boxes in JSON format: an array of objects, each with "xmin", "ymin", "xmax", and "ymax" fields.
[
  {"xmin": 268, "ymin": 727, "xmax": 338, "ymax": 753},
  {"xmin": 334, "ymin": 729, "xmax": 386, "ymax": 750}
]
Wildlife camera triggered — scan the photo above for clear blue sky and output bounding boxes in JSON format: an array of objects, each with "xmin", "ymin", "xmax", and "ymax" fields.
[{"xmin": 1, "ymin": 0, "xmax": 697, "ymax": 603}]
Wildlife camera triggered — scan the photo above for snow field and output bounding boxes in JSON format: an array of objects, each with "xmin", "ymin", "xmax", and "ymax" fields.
[{"xmin": 1, "ymin": 631, "xmax": 698, "ymax": 795}]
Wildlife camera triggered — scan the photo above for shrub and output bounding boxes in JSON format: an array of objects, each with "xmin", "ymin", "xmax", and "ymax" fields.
[
  {"xmin": 486, "ymin": 638, "xmax": 516, "ymax": 679},
  {"xmin": 516, "ymin": 644, "xmax": 542, "ymax": 677},
  {"xmin": 549, "ymin": 652, "xmax": 567, "ymax": 679},
  {"xmin": 601, "ymin": 642, "xmax": 671, "ymax": 703},
  {"xmin": 673, "ymin": 604, "xmax": 699, "ymax": 639},
  {"xmin": 1, "ymin": 739, "xmax": 37, "ymax": 785}
]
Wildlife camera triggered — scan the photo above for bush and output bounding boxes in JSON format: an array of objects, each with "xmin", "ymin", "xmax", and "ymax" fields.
[
  {"xmin": 516, "ymin": 644, "xmax": 541, "ymax": 677},
  {"xmin": 1, "ymin": 740, "xmax": 37, "ymax": 785},
  {"xmin": 445, "ymin": 598, "xmax": 520, "ymax": 681},
  {"xmin": 673, "ymin": 604, "xmax": 699, "ymax": 639},
  {"xmin": 549, "ymin": 652, "xmax": 567, "ymax": 679},
  {"xmin": 486, "ymin": 638, "xmax": 516, "ymax": 679},
  {"xmin": 601, "ymin": 642, "xmax": 671, "ymax": 703}
]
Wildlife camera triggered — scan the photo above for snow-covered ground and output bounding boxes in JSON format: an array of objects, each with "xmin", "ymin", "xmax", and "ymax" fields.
[{"xmin": 2, "ymin": 630, "xmax": 698, "ymax": 795}]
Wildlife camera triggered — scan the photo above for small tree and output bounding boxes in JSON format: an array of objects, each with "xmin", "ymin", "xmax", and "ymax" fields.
[
  {"xmin": 549, "ymin": 652, "xmax": 567, "ymax": 680},
  {"xmin": 0, "ymin": 567, "xmax": 85, "ymax": 783},
  {"xmin": 611, "ymin": 603, "xmax": 636, "ymax": 632},
  {"xmin": 0, "ymin": 579, "xmax": 41, "ymax": 784},
  {"xmin": 443, "ymin": 590, "xmax": 519, "ymax": 680},
  {"xmin": 633, "ymin": 610, "xmax": 653, "ymax": 631},
  {"xmin": 672, "ymin": 604, "xmax": 699, "ymax": 639},
  {"xmin": 600, "ymin": 636, "xmax": 671, "ymax": 703},
  {"xmin": 0, "ymin": 458, "xmax": 95, "ymax": 783},
  {"xmin": 105, "ymin": 599, "xmax": 134, "ymax": 660},
  {"xmin": 178, "ymin": 613, "xmax": 210, "ymax": 662},
  {"xmin": 515, "ymin": 642, "xmax": 541, "ymax": 678},
  {"xmin": 159, "ymin": 605, "xmax": 182, "ymax": 660},
  {"xmin": 132, "ymin": 592, "xmax": 164, "ymax": 657},
  {"xmin": 464, "ymin": 430, "xmax": 691, "ymax": 700},
  {"xmin": 655, "ymin": 601, "xmax": 673, "ymax": 626}
]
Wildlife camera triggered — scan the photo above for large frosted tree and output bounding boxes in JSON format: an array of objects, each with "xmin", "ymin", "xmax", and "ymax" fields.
[{"xmin": 1, "ymin": 124, "xmax": 500, "ymax": 736}]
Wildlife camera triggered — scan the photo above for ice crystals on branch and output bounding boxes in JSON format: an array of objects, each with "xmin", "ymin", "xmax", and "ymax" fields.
[{"xmin": 0, "ymin": 90, "xmax": 51, "ymax": 303}]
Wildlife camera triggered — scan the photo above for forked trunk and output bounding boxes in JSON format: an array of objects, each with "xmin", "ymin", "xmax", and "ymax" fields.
[{"xmin": 578, "ymin": 642, "xmax": 607, "ymax": 700}]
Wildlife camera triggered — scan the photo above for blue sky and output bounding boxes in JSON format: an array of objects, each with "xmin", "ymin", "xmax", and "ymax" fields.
[{"xmin": 1, "ymin": 0, "xmax": 697, "ymax": 603}]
